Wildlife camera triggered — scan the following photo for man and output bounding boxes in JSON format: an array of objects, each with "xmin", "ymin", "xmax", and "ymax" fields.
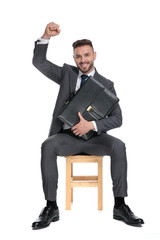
[{"xmin": 32, "ymin": 22, "xmax": 144, "ymax": 229}]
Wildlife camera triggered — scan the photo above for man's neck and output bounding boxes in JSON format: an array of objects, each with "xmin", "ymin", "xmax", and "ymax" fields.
[{"xmin": 79, "ymin": 68, "xmax": 95, "ymax": 77}]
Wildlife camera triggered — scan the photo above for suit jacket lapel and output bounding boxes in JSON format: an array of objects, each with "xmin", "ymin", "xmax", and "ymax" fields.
[
  {"xmin": 69, "ymin": 67, "xmax": 79, "ymax": 94},
  {"xmin": 93, "ymin": 69, "xmax": 102, "ymax": 82},
  {"xmin": 93, "ymin": 69, "xmax": 106, "ymax": 86}
]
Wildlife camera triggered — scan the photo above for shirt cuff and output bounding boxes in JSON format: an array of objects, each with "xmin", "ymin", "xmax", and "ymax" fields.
[
  {"xmin": 92, "ymin": 121, "xmax": 98, "ymax": 132},
  {"xmin": 37, "ymin": 38, "xmax": 50, "ymax": 45}
]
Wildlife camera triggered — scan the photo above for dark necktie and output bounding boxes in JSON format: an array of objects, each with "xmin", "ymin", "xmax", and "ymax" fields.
[{"xmin": 80, "ymin": 74, "xmax": 88, "ymax": 88}]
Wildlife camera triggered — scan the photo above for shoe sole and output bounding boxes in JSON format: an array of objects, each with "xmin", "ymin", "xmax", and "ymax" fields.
[
  {"xmin": 32, "ymin": 216, "xmax": 59, "ymax": 230},
  {"xmin": 113, "ymin": 215, "xmax": 144, "ymax": 227},
  {"xmin": 52, "ymin": 216, "xmax": 59, "ymax": 222}
]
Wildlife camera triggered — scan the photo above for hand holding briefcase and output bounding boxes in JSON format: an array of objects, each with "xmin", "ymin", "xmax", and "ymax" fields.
[{"xmin": 58, "ymin": 76, "xmax": 119, "ymax": 140}]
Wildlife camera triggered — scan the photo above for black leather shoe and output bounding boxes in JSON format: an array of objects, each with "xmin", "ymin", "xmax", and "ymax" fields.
[
  {"xmin": 113, "ymin": 204, "xmax": 144, "ymax": 226},
  {"xmin": 32, "ymin": 206, "xmax": 59, "ymax": 230}
]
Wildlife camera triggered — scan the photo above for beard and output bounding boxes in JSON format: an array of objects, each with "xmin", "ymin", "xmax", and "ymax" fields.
[{"xmin": 77, "ymin": 61, "xmax": 94, "ymax": 74}]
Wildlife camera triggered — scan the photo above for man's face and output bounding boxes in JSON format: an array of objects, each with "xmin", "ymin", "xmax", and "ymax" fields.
[{"xmin": 73, "ymin": 45, "xmax": 96, "ymax": 74}]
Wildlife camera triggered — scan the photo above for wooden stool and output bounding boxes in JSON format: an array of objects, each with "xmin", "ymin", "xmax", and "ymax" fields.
[{"xmin": 65, "ymin": 155, "xmax": 103, "ymax": 210}]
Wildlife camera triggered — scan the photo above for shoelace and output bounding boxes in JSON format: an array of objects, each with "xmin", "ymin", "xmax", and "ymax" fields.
[
  {"xmin": 121, "ymin": 204, "xmax": 134, "ymax": 217},
  {"xmin": 40, "ymin": 206, "xmax": 52, "ymax": 217}
]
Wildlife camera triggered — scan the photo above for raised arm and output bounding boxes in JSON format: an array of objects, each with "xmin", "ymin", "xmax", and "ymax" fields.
[{"xmin": 32, "ymin": 22, "xmax": 63, "ymax": 84}]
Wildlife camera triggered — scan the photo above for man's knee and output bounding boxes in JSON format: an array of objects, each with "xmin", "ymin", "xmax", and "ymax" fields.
[
  {"xmin": 41, "ymin": 135, "xmax": 57, "ymax": 152},
  {"xmin": 111, "ymin": 138, "xmax": 126, "ymax": 154}
]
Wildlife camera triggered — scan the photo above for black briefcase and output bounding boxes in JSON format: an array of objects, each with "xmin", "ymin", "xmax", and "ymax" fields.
[{"xmin": 58, "ymin": 76, "xmax": 119, "ymax": 140}]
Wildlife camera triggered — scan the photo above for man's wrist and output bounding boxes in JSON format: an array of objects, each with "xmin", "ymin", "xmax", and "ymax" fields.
[
  {"xmin": 89, "ymin": 121, "xmax": 95, "ymax": 131},
  {"xmin": 41, "ymin": 33, "xmax": 50, "ymax": 40}
]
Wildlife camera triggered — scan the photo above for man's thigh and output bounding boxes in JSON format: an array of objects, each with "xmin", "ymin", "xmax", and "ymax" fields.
[
  {"xmin": 80, "ymin": 133, "xmax": 125, "ymax": 156},
  {"xmin": 43, "ymin": 133, "xmax": 86, "ymax": 156},
  {"xmin": 43, "ymin": 132, "xmax": 125, "ymax": 157}
]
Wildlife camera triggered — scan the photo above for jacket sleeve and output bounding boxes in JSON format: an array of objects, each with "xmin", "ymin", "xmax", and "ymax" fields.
[
  {"xmin": 32, "ymin": 41, "xmax": 63, "ymax": 85},
  {"xmin": 95, "ymin": 83, "xmax": 123, "ymax": 134}
]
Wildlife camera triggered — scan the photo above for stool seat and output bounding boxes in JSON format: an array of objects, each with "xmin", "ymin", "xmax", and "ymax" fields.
[{"xmin": 65, "ymin": 155, "xmax": 103, "ymax": 210}]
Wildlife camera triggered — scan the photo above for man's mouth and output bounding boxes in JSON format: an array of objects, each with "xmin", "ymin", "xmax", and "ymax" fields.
[{"xmin": 80, "ymin": 62, "xmax": 89, "ymax": 69}]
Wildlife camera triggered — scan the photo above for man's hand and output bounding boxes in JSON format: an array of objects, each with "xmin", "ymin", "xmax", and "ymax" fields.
[
  {"xmin": 71, "ymin": 112, "xmax": 95, "ymax": 137},
  {"xmin": 42, "ymin": 22, "xmax": 61, "ymax": 40}
]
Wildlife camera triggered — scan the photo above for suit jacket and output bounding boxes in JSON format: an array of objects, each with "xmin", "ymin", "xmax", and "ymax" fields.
[{"xmin": 33, "ymin": 42, "xmax": 122, "ymax": 137}]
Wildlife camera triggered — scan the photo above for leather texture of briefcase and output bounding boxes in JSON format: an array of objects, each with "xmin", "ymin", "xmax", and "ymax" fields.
[{"xmin": 58, "ymin": 76, "xmax": 119, "ymax": 140}]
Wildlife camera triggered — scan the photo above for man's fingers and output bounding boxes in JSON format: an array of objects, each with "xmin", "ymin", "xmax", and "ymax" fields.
[
  {"xmin": 78, "ymin": 112, "xmax": 83, "ymax": 120},
  {"xmin": 46, "ymin": 22, "xmax": 61, "ymax": 36},
  {"xmin": 72, "ymin": 128, "xmax": 79, "ymax": 135},
  {"xmin": 49, "ymin": 25, "xmax": 60, "ymax": 31},
  {"xmin": 72, "ymin": 129, "xmax": 77, "ymax": 134},
  {"xmin": 71, "ymin": 126, "xmax": 76, "ymax": 131}
]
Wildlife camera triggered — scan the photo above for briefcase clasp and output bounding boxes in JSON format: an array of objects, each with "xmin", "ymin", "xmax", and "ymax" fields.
[{"xmin": 87, "ymin": 106, "xmax": 93, "ymax": 112}]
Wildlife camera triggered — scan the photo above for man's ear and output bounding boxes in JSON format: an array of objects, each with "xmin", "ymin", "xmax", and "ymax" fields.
[{"xmin": 94, "ymin": 51, "xmax": 97, "ymax": 60}]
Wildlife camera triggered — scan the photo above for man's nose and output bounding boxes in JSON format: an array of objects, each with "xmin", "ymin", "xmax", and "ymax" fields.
[{"xmin": 81, "ymin": 56, "xmax": 86, "ymax": 62}]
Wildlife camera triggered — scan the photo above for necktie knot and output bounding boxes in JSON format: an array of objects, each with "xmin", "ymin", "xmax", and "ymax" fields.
[{"xmin": 80, "ymin": 74, "xmax": 88, "ymax": 87}]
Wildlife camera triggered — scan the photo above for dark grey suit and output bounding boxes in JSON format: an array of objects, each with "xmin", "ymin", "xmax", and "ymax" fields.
[{"xmin": 33, "ymin": 42, "xmax": 128, "ymax": 201}]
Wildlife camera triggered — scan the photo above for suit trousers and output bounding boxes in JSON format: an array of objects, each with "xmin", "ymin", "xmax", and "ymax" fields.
[{"xmin": 41, "ymin": 131, "xmax": 128, "ymax": 201}]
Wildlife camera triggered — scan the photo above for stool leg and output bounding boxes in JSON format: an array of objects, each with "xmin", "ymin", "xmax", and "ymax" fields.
[
  {"xmin": 66, "ymin": 158, "xmax": 71, "ymax": 210},
  {"xmin": 71, "ymin": 163, "xmax": 73, "ymax": 202},
  {"xmin": 98, "ymin": 158, "xmax": 103, "ymax": 210}
]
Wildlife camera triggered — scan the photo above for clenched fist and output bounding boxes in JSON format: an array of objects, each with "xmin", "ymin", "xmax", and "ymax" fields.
[{"xmin": 42, "ymin": 22, "xmax": 61, "ymax": 40}]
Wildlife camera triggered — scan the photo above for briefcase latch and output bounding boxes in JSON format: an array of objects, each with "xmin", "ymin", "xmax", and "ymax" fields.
[{"xmin": 87, "ymin": 106, "xmax": 93, "ymax": 112}]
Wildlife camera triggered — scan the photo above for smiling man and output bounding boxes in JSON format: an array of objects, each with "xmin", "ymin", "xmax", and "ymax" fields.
[
  {"xmin": 32, "ymin": 22, "xmax": 144, "ymax": 229},
  {"xmin": 73, "ymin": 40, "xmax": 96, "ymax": 74}
]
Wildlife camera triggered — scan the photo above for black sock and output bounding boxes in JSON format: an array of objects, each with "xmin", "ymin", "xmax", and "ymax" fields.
[
  {"xmin": 114, "ymin": 197, "xmax": 125, "ymax": 209},
  {"xmin": 47, "ymin": 200, "xmax": 58, "ymax": 210}
]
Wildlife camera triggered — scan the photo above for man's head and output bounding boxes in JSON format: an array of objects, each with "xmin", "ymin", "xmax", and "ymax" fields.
[{"xmin": 72, "ymin": 39, "xmax": 96, "ymax": 74}]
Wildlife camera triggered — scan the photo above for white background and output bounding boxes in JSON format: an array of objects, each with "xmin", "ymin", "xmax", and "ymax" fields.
[{"xmin": 0, "ymin": 0, "xmax": 160, "ymax": 239}]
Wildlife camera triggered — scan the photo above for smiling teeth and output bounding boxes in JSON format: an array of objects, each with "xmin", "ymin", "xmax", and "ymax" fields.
[{"xmin": 81, "ymin": 64, "xmax": 88, "ymax": 67}]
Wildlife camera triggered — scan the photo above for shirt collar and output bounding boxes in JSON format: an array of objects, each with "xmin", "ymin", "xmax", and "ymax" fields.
[{"xmin": 78, "ymin": 68, "xmax": 95, "ymax": 78}]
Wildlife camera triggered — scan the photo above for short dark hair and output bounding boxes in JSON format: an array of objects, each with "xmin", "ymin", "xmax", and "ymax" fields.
[{"xmin": 72, "ymin": 39, "xmax": 94, "ymax": 51}]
